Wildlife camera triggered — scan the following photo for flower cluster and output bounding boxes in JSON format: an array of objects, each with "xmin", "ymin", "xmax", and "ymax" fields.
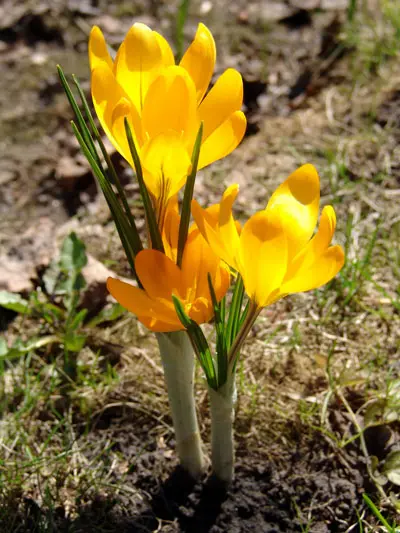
[{"xmin": 92, "ymin": 22, "xmax": 344, "ymax": 334}]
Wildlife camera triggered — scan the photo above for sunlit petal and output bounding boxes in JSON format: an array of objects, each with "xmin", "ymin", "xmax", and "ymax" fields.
[
  {"xmin": 141, "ymin": 131, "xmax": 192, "ymax": 200},
  {"xmin": 198, "ymin": 111, "xmax": 246, "ymax": 169},
  {"xmin": 107, "ymin": 277, "xmax": 174, "ymax": 322},
  {"xmin": 239, "ymin": 211, "xmax": 288, "ymax": 307},
  {"xmin": 89, "ymin": 26, "xmax": 113, "ymax": 70},
  {"xmin": 180, "ymin": 23, "xmax": 216, "ymax": 104},
  {"xmin": 135, "ymin": 249, "xmax": 185, "ymax": 300},
  {"xmin": 154, "ymin": 32, "xmax": 175, "ymax": 67},
  {"xmin": 199, "ymin": 69, "xmax": 243, "ymax": 140},
  {"xmin": 91, "ymin": 65, "xmax": 140, "ymax": 160},
  {"xmin": 114, "ymin": 23, "xmax": 165, "ymax": 112},
  {"xmin": 142, "ymin": 66, "xmax": 198, "ymax": 145},
  {"xmin": 192, "ymin": 197, "xmax": 238, "ymax": 268},
  {"xmin": 265, "ymin": 164, "xmax": 320, "ymax": 260},
  {"xmin": 281, "ymin": 245, "xmax": 344, "ymax": 294}
]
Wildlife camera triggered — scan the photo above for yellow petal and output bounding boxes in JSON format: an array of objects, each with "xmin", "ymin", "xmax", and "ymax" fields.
[
  {"xmin": 154, "ymin": 32, "xmax": 175, "ymax": 67},
  {"xmin": 265, "ymin": 164, "xmax": 320, "ymax": 260},
  {"xmin": 239, "ymin": 211, "xmax": 288, "ymax": 307},
  {"xmin": 199, "ymin": 69, "xmax": 244, "ymax": 140},
  {"xmin": 91, "ymin": 65, "xmax": 141, "ymax": 160},
  {"xmin": 179, "ymin": 23, "xmax": 216, "ymax": 104},
  {"xmin": 198, "ymin": 111, "xmax": 246, "ymax": 170},
  {"xmin": 280, "ymin": 245, "xmax": 344, "ymax": 294},
  {"xmin": 218, "ymin": 184, "xmax": 241, "ymax": 266},
  {"xmin": 162, "ymin": 196, "xmax": 180, "ymax": 262},
  {"xmin": 141, "ymin": 66, "xmax": 198, "ymax": 144},
  {"xmin": 114, "ymin": 23, "xmax": 165, "ymax": 112},
  {"xmin": 107, "ymin": 277, "xmax": 174, "ymax": 323},
  {"xmin": 89, "ymin": 26, "xmax": 113, "ymax": 71},
  {"xmin": 141, "ymin": 131, "xmax": 192, "ymax": 200},
  {"xmin": 135, "ymin": 249, "xmax": 185, "ymax": 300},
  {"xmin": 181, "ymin": 229, "xmax": 230, "ymax": 303},
  {"xmin": 192, "ymin": 195, "xmax": 238, "ymax": 268},
  {"xmin": 187, "ymin": 297, "xmax": 213, "ymax": 326}
]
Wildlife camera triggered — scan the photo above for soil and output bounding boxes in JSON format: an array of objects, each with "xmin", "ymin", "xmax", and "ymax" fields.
[{"xmin": 19, "ymin": 408, "xmax": 367, "ymax": 533}]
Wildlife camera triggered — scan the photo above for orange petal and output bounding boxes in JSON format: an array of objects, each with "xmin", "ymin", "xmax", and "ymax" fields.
[
  {"xmin": 135, "ymin": 249, "xmax": 185, "ymax": 300},
  {"xmin": 107, "ymin": 277, "xmax": 174, "ymax": 323}
]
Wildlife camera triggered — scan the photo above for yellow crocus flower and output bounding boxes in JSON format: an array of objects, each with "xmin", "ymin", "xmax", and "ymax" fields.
[
  {"xmin": 89, "ymin": 23, "xmax": 246, "ymax": 221},
  {"xmin": 192, "ymin": 164, "xmax": 345, "ymax": 309}
]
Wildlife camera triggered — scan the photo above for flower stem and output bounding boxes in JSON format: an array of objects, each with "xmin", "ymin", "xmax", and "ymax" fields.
[
  {"xmin": 156, "ymin": 331, "xmax": 205, "ymax": 478},
  {"xmin": 208, "ymin": 378, "xmax": 236, "ymax": 484}
]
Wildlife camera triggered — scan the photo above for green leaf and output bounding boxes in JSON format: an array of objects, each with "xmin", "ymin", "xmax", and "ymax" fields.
[
  {"xmin": 226, "ymin": 276, "xmax": 245, "ymax": 349},
  {"xmin": 67, "ymin": 308, "xmax": 88, "ymax": 332},
  {"xmin": 177, "ymin": 123, "xmax": 203, "ymax": 267},
  {"xmin": 88, "ymin": 303, "xmax": 125, "ymax": 327},
  {"xmin": 60, "ymin": 232, "xmax": 88, "ymax": 272},
  {"xmin": 124, "ymin": 118, "xmax": 164, "ymax": 253},
  {"xmin": 383, "ymin": 451, "xmax": 400, "ymax": 486},
  {"xmin": 0, "ymin": 336, "xmax": 59, "ymax": 360},
  {"xmin": 0, "ymin": 291, "xmax": 29, "ymax": 314},
  {"xmin": 207, "ymin": 273, "xmax": 227, "ymax": 388},
  {"xmin": 0, "ymin": 337, "xmax": 8, "ymax": 357},
  {"xmin": 71, "ymin": 121, "xmax": 140, "ymax": 281},
  {"xmin": 57, "ymin": 65, "xmax": 101, "ymax": 166},
  {"xmin": 72, "ymin": 74, "xmax": 143, "ymax": 253},
  {"xmin": 64, "ymin": 331, "xmax": 87, "ymax": 352},
  {"xmin": 42, "ymin": 259, "xmax": 61, "ymax": 295},
  {"xmin": 172, "ymin": 295, "xmax": 217, "ymax": 389}
]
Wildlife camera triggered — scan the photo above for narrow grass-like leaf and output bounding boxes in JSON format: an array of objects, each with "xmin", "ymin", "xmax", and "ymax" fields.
[
  {"xmin": 71, "ymin": 122, "xmax": 139, "ymax": 281},
  {"xmin": 176, "ymin": 0, "xmax": 190, "ymax": 61},
  {"xmin": 124, "ymin": 118, "xmax": 164, "ymax": 253},
  {"xmin": 177, "ymin": 122, "xmax": 203, "ymax": 267},
  {"xmin": 173, "ymin": 295, "xmax": 217, "ymax": 389},
  {"xmin": 207, "ymin": 273, "xmax": 227, "ymax": 388},
  {"xmin": 57, "ymin": 66, "xmax": 100, "ymax": 166},
  {"xmin": 362, "ymin": 494, "xmax": 394, "ymax": 532},
  {"xmin": 71, "ymin": 75, "xmax": 142, "ymax": 254},
  {"xmin": 226, "ymin": 275, "xmax": 245, "ymax": 349}
]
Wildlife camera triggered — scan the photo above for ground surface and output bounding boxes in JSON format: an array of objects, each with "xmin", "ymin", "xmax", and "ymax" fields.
[{"xmin": 1, "ymin": 0, "xmax": 400, "ymax": 531}]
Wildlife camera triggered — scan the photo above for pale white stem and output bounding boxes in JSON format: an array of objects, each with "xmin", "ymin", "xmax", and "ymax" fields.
[
  {"xmin": 156, "ymin": 331, "xmax": 205, "ymax": 478},
  {"xmin": 208, "ymin": 378, "xmax": 236, "ymax": 484}
]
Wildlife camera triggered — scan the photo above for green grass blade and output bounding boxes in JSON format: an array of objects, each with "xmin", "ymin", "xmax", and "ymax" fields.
[
  {"xmin": 176, "ymin": 0, "xmax": 190, "ymax": 61},
  {"xmin": 71, "ymin": 122, "xmax": 139, "ymax": 282},
  {"xmin": 124, "ymin": 118, "xmax": 164, "ymax": 253},
  {"xmin": 177, "ymin": 122, "xmax": 203, "ymax": 267},
  {"xmin": 207, "ymin": 273, "xmax": 227, "ymax": 387},
  {"xmin": 226, "ymin": 275, "xmax": 245, "ymax": 349},
  {"xmin": 71, "ymin": 75, "xmax": 143, "ymax": 256},
  {"xmin": 57, "ymin": 65, "xmax": 100, "ymax": 167},
  {"xmin": 173, "ymin": 295, "xmax": 217, "ymax": 389},
  {"xmin": 362, "ymin": 493, "xmax": 393, "ymax": 532}
]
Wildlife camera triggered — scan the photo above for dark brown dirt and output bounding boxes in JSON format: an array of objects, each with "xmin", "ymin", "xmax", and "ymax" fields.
[{"xmin": 7, "ymin": 405, "xmax": 370, "ymax": 533}]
